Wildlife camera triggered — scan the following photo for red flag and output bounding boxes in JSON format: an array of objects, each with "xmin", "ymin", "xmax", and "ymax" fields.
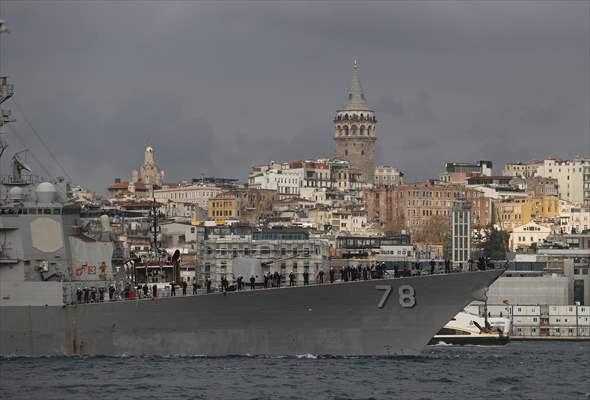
[
  {"xmin": 75, "ymin": 267, "xmax": 84, "ymax": 276},
  {"xmin": 502, "ymin": 299, "xmax": 510, "ymax": 305}
]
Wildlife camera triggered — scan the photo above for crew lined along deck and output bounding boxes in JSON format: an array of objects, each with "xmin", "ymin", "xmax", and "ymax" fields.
[{"xmin": 69, "ymin": 261, "xmax": 499, "ymax": 305}]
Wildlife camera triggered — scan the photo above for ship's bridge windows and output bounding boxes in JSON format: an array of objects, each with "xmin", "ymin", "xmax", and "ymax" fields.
[
  {"xmin": 43, "ymin": 209, "xmax": 51, "ymax": 215},
  {"xmin": 53, "ymin": 208, "xmax": 61, "ymax": 215},
  {"xmin": 28, "ymin": 208, "xmax": 37, "ymax": 214}
]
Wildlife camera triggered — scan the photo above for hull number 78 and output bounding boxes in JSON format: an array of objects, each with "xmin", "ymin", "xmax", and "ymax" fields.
[{"xmin": 376, "ymin": 285, "xmax": 416, "ymax": 309}]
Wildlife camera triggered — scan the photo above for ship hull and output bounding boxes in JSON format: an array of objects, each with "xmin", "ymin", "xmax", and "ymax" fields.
[{"xmin": 0, "ymin": 270, "xmax": 502, "ymax": 357}]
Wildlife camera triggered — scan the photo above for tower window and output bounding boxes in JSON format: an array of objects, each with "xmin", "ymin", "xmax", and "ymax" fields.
[
  {"xmin": 361, "ymin": 150, "xmax": 365, "ymax": 155},
  {"xmin": 345, "ymin": 150, "xmax": 348, "ymax": 156}
]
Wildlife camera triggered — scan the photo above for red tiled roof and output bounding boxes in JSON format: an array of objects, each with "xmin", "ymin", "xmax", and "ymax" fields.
[{"xmin": 108, "ymin": 181, "xmax": 130, "ymax": 190}]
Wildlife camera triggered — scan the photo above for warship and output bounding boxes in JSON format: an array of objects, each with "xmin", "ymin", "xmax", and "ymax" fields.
[{"xmin": 0, "ymin": 20, "xmax": 503, "ymax": 357}]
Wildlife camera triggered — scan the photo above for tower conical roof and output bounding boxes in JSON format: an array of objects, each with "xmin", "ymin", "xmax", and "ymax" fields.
[{"xmin": 341, "ymin": 58, "xmax": 370, "ymax": 111}]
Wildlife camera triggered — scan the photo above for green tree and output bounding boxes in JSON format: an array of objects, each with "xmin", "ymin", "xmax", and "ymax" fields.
[{"xmin": 480, "ymin": 225, "xmax": 510, "ymax": 260}]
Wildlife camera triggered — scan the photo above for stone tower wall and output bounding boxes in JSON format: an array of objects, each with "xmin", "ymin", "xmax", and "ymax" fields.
[{"xmin": 334, "ymin": 110, "xmax": 377, "ymax": 183}]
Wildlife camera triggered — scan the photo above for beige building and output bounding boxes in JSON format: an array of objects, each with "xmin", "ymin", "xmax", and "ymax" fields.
[
  {"xmin": 132, "ymin": 146, "xmax": 165, "ymax": 186},
  {"xmin": 504, "ymin": 158, "xmax": 590, "ymax": 205},
  {"xmin": 154, "ymin": 184, "xmax": 222, "ymax": 210},
  {"xmin": 510, "ymin": 222, "xmax": 552, "ymax": 251},
  {"xmin": 374, "ymin": 165, "xmax": 404, "ymax": 188},
  {"xmin": 330, "ymin": 210, "xmax": 368, "ymax": 234},
  {"xmin": 207, "ymin": 188, "xmax": 278, "ymax": 223}
]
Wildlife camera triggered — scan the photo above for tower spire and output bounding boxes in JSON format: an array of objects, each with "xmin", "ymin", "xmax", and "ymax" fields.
[{"xmin": 343, "ymin": 57, "xmax": 369, "ymax": 111}]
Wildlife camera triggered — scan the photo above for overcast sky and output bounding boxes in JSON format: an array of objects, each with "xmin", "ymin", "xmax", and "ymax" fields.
[{"xmin": 1, "ymin": 1, "xmax": 589, "ymax": 193}]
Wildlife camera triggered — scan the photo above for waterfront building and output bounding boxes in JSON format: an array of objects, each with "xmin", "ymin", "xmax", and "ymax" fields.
[
  {"xmin": 333, "ymin": 59, "xmax": 376, "ymax": 183},
  {"xmin": 198, "ymin": 226, "xmax": 330, "ymax": 286}
]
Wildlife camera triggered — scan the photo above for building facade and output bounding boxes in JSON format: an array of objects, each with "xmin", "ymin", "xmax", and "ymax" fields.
[
  {"xmin": 198, "ymin": 227, "xmax": 330, "ymax": 286},
  {"xmin": 374, "ymin": 165, "xmax": 404, "ymax": 188},
  {"xmin": 503, "ymin": 158, "xmax": 590, "ymax": 205},
  {"xmin": 132, "ymin": 146, "xmax": 165, "ymax": 186},
  {"xmin": 364, "ymin": 181, "xmax": 491, "ymax": 234},
  {"xmin": 451, "ymin": 200, "xmax": 471, "ymax": 265},
  {"xmin": 334, "ymin": 59, "xmax": 377, "ymax": 183},
  {"xmin": 510, "ymin": 222, "xmax": 552, "ymax": 251},
  {"xmin": 154, "ymin": 184, "xmax": 222, "ymax": 209}
]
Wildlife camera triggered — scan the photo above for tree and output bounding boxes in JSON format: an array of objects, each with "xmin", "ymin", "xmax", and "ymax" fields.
[
  {"xmin": 413, "ymin": 215, "xmax": 449, "ymax": 245},
  {"xmin": 479, "ymin": 225, "xmax": 510, "ymax": 260}
]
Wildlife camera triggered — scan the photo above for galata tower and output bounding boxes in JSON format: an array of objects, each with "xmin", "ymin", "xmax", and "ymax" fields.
[{"xmin": 334, "ymin": 58, "xmax": 377, "ymax": 183}]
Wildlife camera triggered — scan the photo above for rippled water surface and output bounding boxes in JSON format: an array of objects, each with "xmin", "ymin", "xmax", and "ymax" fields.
[{"xmin": 1, "ymin": 341, "xmax": 589, "ymax": 400}]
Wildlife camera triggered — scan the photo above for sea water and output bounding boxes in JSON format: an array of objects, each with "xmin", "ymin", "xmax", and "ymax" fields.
[{"xmin": 1, "ymin": 341, "xmax": 588, "ymax": 400}]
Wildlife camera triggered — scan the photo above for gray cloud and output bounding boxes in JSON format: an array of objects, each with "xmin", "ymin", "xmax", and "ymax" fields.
[{"xmin": 1, "ymin": 0, "xmax": 588, "ymax": 191}]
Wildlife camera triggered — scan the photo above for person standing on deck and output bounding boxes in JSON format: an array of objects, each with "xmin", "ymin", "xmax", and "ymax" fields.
[
  {"xmin": 329, "ymin": 267, "xmax": 335, "ymax": 283},
  {"xmin": 250, "ymin": 275, "xmax": 256, "ymax": 290},
  {"xmin": 303, "ymin": 270, "xmax": 309, "ymax": 286}
]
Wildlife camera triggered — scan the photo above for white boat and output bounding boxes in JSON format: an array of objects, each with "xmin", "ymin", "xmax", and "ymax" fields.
[{"xmin": 429, "ymin": 311, "xmax": 511, "ymax": 346}]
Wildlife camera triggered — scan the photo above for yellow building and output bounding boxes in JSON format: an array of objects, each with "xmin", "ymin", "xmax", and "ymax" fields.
[
  {"xmin": 494, "ymin": 195, "xmax": 559, "ymax": 231},
  {"xmin": 207, "ymin": 195, "xmax": 240, "ymax": 219},
  {"xmin": 523, "ymin": 195, "xmax": 559, "ymax": 221}
]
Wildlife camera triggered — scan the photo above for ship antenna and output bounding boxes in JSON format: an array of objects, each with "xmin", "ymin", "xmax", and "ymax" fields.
[{"xmin": 0, "ymin": 19, "xmax": 15, "ymax": 166}]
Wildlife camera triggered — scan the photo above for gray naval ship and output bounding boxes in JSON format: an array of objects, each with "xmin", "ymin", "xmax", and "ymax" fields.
[{"xmin": 0, "ymin": 21, "xmax": 502, "ymax": 357}]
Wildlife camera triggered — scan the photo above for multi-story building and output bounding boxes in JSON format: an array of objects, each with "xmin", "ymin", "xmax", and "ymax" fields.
[
  {"xmin": 333, "ymin": 58, "xmax": 377, "ymax": 183},
  {"xmin": 494, "ymin": 195, "xmax": 560, "ymax": 231},
  {"xmin": 560, "ymin": 206, "xmax": 590, "ymax": 234},
  {"xmin": 451, "ymin": 199, "xmax": 471, "ymax": 265},
  {"xmin": 198, "ymin": 226, "xmax": 330, "ymax": 286},
  {"xmin": 364, "ymin": 181, "xmax": 491, "ymax": 235},
  {"xmin": 439, "ymin": 160, "xmax": 492, "ymax": 183},
  {"xmin": 504, "ymin": 158, "xmax": 590, "ymax": 205},
  {"xmin": 494, "ymin": 198, "xmax": 526, "ymax": 231},
  {"xmin": 374, "ymin": 165, "xmax": 404, "ymax": 188},
  {"xmin": 207, "ymin": 194, "xmax": 240, "ymax": 220},
  {"xmin": 503, "ymin": 161, "xmax": 542, "ymax": 179},
  {"xmin": 510, "ymin": 176, "xmax": 559, "ymax": 197},
  {"xmin": 207, "ymin": 188, "xmax": 278, "ymax": 223},
  {"xmin": 249, "ymin": 167, "xmax": 302, "ymax": 198},
  {"xmin": 154, "ymin": 184, "xmax": 222, "ymax": 209},
  {"xmin": 330, "ymin": 209, "xmax": 368, "ymax": 234},
  {"xmin": 510, "ymin": 222, "xmax": 552, "ymax": 251}
]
